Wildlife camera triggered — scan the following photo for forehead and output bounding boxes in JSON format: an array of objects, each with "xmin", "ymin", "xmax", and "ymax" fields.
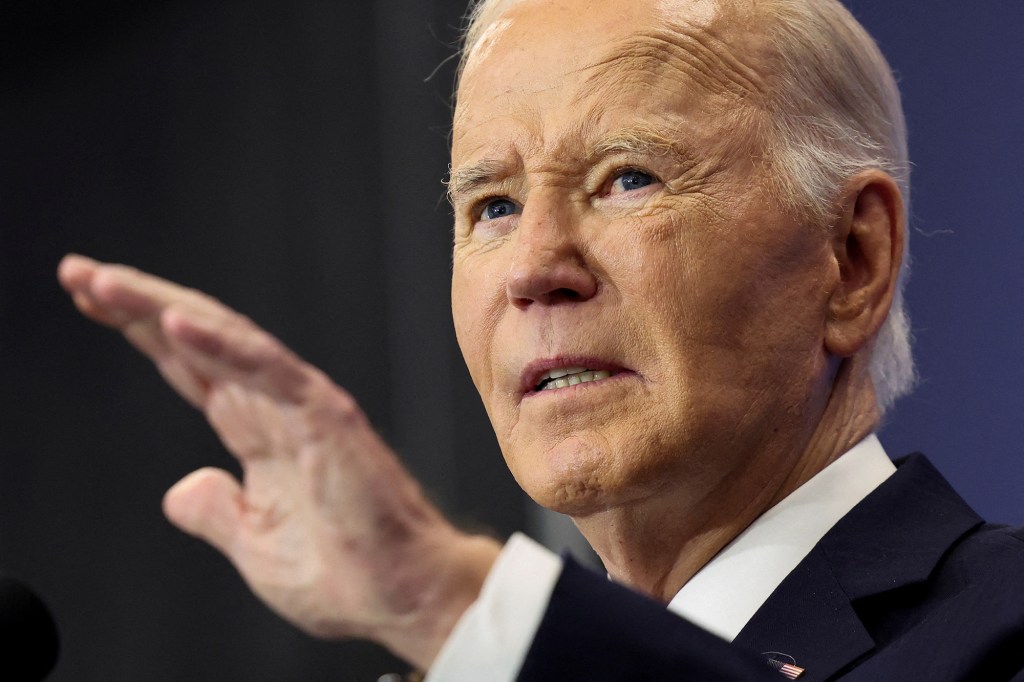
[{"xmin": 452, "ymin": 0, "xmax": 767, "ymax": 162}]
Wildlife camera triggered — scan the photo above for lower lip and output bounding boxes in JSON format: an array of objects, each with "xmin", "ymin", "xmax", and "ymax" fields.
[{"xmin": 523, "ymin": 370, "xmax": 635, "ymax": 399}]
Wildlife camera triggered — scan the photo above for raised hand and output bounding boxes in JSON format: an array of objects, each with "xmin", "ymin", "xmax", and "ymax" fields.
[{"xmin": 57, "ymin": 254, "xmax": 500, "ymax": 670}]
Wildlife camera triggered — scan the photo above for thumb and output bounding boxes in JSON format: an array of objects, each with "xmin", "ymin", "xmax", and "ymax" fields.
[{"xmin": 163, "ymin": 467, "xmax": 244, "ymax": 554}]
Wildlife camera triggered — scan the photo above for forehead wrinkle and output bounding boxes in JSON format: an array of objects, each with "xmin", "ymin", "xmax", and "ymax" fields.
[
  {"xmin": 572, "ymin": 25, "xmax": 765, "ymax": 109},
  {"xmin": 540, "ymin": 116, "xmax": 600, "ymax": 172},
  {"xmin": 450, "ymin": 101, "xmax": 546, "ymax": 204},
  {"xmin": 571, "ymin": 94, "xmax": 703, "ymax": 163}
]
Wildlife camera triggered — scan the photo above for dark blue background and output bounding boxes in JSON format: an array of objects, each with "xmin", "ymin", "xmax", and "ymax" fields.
[{"xmin": 849, "ymin": 1, "xmax": 1024, "ymax": 522}]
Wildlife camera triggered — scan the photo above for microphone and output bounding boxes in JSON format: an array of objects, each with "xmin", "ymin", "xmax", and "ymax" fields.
[{"xmin": 0, "ymin": 573, "xmax": 59, "ymax": 680}]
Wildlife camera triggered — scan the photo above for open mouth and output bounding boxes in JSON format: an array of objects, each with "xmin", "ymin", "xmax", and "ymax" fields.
[{"xmin": 534, "ymin": 366, "xmax": 615, "ymax": 392}]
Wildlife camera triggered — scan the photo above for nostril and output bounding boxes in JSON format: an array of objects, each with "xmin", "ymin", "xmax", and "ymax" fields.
[
  {"xmin": 506, "ymin": 257, "xmax": 599, "ymax": 306},
  {"xmin": 510, "ymin": 287, "xmax": 582, "ymax": 308}
]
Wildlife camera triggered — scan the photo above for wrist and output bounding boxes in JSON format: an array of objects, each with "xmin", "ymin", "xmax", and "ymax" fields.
[{"xmin": 383, "ymin": 532, "xmax": 502, "ymax": 671}]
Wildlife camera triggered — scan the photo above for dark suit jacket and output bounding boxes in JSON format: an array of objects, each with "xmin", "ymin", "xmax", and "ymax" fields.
[{"xmin": 517, "ymin": 455, "xmax": 1024, "ymax": 681}]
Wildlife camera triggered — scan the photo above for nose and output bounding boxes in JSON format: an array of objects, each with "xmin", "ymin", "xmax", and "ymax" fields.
[{"xmin": 506, "ymin": 200, "xmax": 598, "ymax": 308}]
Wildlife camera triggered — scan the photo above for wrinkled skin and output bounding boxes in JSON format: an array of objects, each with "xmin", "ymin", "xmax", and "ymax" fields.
[{"xmin": 451, "ymin": 0, "xmax": 828, "ymax": 514}]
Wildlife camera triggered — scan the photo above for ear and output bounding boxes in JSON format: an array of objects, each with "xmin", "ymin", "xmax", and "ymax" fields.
[{"xmin": 825, "ymin": 171, "xmax": 906, "ymax": 358}]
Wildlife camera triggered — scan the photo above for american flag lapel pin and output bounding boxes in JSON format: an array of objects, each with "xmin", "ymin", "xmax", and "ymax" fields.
[{"xmin": 762, "ymin": 652, "xmax": 806, "ymax": 679}]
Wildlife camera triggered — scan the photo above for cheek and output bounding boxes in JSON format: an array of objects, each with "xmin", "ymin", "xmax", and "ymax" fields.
[
  {"xmin": 452, "ymin": 271, "xmax": 484, "ymax": 378},
  {"xmin": 451, "ymin": 254, "xmax": 508, "ymax": 397},
  {"xmin": 607, "ymin": 220, "xmax": 714, "ymax": 347},
  {"xmin": 614, "ymin": 212, "xmax": 830, "ymax": 389}
]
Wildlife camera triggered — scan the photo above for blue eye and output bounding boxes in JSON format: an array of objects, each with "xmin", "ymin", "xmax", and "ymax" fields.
[
  {"xmin": 612, "ymin": 170, "xmax": 655, "ymax": 193},
  {"xmin": 480, "ymin": 198, "xmax": 520, "ymax": 221}
]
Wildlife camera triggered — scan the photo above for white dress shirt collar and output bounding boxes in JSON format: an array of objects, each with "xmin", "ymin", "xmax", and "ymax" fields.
[{"xmin": 666, "ymin": 433, "xmax": 895, "ymax": 642}]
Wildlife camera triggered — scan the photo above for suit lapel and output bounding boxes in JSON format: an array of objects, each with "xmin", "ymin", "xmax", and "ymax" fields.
[
  {"xmin": 734, "ymin": 455, "xmax": 983, "ymax": 681},
  {"xmin": 734, "ymin": 547, "xmax": 874, "ymax": 680}
]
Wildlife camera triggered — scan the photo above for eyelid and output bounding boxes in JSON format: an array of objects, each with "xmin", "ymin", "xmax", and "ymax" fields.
[
  {"xmin": 459, "ymin": 177, "xmax": 520, "ymax": 211},
  {"xmin": 583, "ymin": 150, "xmax": 658, "ymax": 187},
  {"xmin": 613, "ymin": 166, "xmax": 657, "ymax": 180},
  {"xmin": 473, "ymin": 195, "xmax": 522, "ymax": 224},
  {"xmin": 602, "ymin": 166, "xmax": 662, "ymax": 196}
]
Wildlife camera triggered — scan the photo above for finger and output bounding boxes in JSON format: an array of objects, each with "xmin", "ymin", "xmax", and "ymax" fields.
[
  {"xmin": 70, "ymin": 290, "xmax": 124, "ymax": 328},
  {"xmin": 64, "ymin": 258, "xmax": 165, "ymax": 328},
  {"xmin": 163, "ymin": 467, "xmax": 244, "ymax": 556},
  {"xmin": 63, "ymin": 254, "xmax": 224, "ymax": 330},
  {"xmin": 70, "ymin": 288, "xmax": 211, "ymax": 407},
  {"xmin": 89, "ymin": 266, "xmax": 166, "ymax": 323},
  {"xmin": 56, "ymin": 253, "xmax": 99, "ymax": 294},
  {"xmin": 128, "ymin": 303, "xmax": 309, "ymax": 412},
  {"xmin": 62, "ymin": 255, "xmax": 131, "ymax": 329},
  {"xmin": 162, "ymin": 306, "xmax": 314, "ymax": 404},
  {"xmin": 62, "ymin": 258, "xmax": 173, "ymax": 344},
  {"xmin": 61, "ymin": 254, "xmax": 257, "ymax": 407},
  {"xmin": 151, "ymin": 354, "xmax": 212, "ymax": 409}
]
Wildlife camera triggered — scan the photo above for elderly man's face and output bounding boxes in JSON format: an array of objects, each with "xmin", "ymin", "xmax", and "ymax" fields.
[{"xmin": 450, "ymin": 0, "xmax": 839, "ymax": 515}]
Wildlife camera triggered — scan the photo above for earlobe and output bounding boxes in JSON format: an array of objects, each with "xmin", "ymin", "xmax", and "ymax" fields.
[{"xmin": 825, "ymin": 171, "xmax": 905, "ymax": 358}]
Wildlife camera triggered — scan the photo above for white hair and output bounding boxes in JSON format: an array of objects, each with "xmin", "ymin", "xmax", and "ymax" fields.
[{"xmin": 456, "ymin": 0, "xmax": 916, "ymax": 414}]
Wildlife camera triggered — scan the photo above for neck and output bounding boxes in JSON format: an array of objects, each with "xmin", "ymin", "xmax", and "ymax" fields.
[{"xmin": 572, "ymin": 355, "xmax": 880, "ymax": 603}]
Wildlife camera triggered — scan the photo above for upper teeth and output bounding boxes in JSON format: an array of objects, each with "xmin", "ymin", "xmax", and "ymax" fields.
[{"xmin": 537, "ymin": 366, "xmax": 612, "ymax": 391}]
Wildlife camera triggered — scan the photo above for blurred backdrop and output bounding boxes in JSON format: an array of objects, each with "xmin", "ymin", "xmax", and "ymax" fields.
[{"xmin": 1, "ymin": 0, "xmax": 1022, "ymax": 678}]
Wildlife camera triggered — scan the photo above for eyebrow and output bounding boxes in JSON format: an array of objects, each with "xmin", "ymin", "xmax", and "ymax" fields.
[
  {"xmin": 591, "ymin": 125, "xmax": 690, "ymax": 161},
  {"xmin": 446, "ymin": 157, "xmax": 519, "ymax": 207},
  {"xmin": 447, "ymin": 125, "xmax": 694, "ymax": 206}
]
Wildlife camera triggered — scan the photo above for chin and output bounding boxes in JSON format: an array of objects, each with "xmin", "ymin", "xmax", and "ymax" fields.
[
  {"xmin": 522, "ymin": 471, "xmax": 609, "ymax": 516},
  {"xmin": 506, "ymin": 433, "xmax": 655, "ymax": 517}
]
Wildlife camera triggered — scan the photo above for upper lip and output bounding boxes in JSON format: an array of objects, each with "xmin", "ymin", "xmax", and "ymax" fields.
[{"xmin": 519, "ymin": 357, "xmax": 628, "ymax": 394}]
